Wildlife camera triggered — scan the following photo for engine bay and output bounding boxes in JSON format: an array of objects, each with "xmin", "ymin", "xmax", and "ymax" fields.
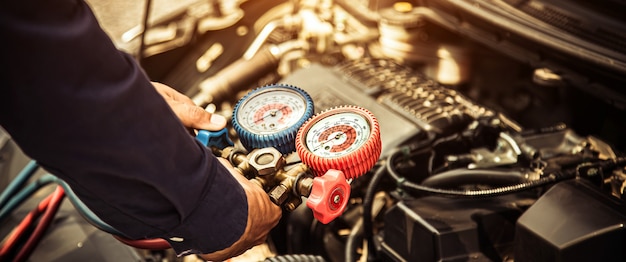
[
  {"xmin": 2, "ymin": 0, "xmax": 626, "ymax": 261},
  {"xmin": 137, "ymin": 0, "xmax": 626, "ymax": 260}
]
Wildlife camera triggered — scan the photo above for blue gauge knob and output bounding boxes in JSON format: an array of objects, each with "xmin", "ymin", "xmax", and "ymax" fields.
[{"xmin": 232, "ymin": 84, "xmax": 314, "ymax": 154}]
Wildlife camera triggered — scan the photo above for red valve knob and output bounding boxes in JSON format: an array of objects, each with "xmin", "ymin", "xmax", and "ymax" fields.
[{"xmin": 306, "ymin": 169, "xmax": 350, "ymax": 224}]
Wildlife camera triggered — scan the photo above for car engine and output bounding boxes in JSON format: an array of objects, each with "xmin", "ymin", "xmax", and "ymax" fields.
[{"xmin": 2, "ymin": 0, "xmax": 625, "ymax": 261}]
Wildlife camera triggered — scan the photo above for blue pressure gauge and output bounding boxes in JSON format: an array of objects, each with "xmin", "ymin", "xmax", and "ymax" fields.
[{"xmin": 232, "ymin": 84, "xmax": 314, "ymax": 154}]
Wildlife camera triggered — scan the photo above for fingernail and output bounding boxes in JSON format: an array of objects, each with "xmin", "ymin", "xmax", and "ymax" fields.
[{"xmin": 210, "ymin": 114, "xmax": 227, "ymax": 126}]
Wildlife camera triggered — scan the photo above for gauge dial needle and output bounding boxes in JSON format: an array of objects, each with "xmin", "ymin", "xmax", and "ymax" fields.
[
  {"xmin": 254, "ymin": 105, "xmax": 288, "ymax": 123},
  {"xmin": 312, "ymin": 133, "xmax": 345, "ymax": 152}
]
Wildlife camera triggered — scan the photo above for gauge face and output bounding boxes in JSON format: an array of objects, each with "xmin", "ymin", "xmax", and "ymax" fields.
[
  {"xmin": 296, "ymin": 105, "xmax": 382, "ymax": 179},
  {"xmin": 304, "ymin": 112, "xmax": 371, "ymax": 158},
  {"xmin": 236, "ymin": 89, "xmax": 308, "ymax": 134}
]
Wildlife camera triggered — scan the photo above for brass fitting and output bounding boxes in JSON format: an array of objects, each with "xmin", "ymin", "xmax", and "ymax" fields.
[
  {"xmin": 248, "ymin": 148, "xmax": 286, "ymax": 176},
  {"xmin": 213, "ymin": 146, "xmax": 315, "ymax": 211}
]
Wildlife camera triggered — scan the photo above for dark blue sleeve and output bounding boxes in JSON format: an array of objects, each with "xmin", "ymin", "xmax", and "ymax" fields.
[{"xmin": 0, "ymin": 0, "xmax": 247, "ymax": 255}]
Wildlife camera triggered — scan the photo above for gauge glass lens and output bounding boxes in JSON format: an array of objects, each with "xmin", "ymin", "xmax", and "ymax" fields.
[
  {"xmin": 305, "ymin": 112, "xmax": 371, "ymax": 158},
  {"xmin": 237, "ymin": 89, "xmax": 307, "ymax": 134}
]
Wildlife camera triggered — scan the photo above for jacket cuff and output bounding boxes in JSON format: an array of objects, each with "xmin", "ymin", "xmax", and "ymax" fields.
[{"xmin": 161, "ymin": 156, "xmax": 248, "ymax": 256}]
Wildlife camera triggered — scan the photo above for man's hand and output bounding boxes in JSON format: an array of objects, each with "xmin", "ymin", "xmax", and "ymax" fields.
[
  {"xmin": 199, "ymin": 158, "xmax": 283, "ymax": 261},
  {"xmin": 152, "ymin": 82, "xmax": 227, "ymax": 131},
  {"xmin": 152, "ymin": 82, "xmax": 282, "ymax": 260}
]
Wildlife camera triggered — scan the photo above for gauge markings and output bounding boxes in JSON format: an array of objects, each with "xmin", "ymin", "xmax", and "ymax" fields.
[
  {"xmin": 237, "ymin": 90, "xmax": 307, "ymax": 134},
  {"xmin": 305, "ymin": 112, "xmax": 370, "ymax": 158},
  {"xmin": 314, "ymin": 125, "xmax": 356, "ymax": 153},
  {"xmin": 253, "ymin": 104, "xmax": 293, "ymax": 126}
]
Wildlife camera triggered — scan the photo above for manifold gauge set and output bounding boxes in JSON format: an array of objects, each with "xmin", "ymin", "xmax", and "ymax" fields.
[
  {"xmin": 226, "ymin": 83, "xmax": 382, "ymax": 224},
  {"xmin": 232, "ymin": 83, "xmax": 382, "ymax": 177}
]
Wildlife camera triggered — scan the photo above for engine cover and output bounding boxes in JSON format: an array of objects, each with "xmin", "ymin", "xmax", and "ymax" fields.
[
  {"xmin": 380, "ymin": 194, "xmax": 533, "ymax": 261},
  {"xmin": 515, "ymin": 179, "xmax": 626, "ymax": 262}
]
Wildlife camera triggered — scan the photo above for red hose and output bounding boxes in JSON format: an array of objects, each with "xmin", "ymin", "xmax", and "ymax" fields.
[
  {"xmin": 0, "ymin": 193, "xmax": 54, "ymax": 259},
  {"xmin": 13, "ymin": 186, "xmax": 66, "ymax": 262},
  {"xmin": 113, "ymin": 235, "xmax": 171, "ymax": 250},
  {"xmin": 0, "ymin": 184, "xmax": 169, "ymax": 261}
]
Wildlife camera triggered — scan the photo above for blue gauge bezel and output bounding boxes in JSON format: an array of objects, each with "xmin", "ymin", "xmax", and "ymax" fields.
[{"xmin": 232, "ymin": 83, "xmax": 314, "ymax": 154}]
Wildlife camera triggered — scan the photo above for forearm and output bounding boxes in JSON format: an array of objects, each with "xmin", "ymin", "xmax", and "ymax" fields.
[{"xmin": 0, "ymin": 0, "xmax": 247, "ymax": 255}]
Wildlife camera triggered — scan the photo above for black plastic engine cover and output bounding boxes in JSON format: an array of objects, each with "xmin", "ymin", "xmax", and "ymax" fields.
[
  {"xmin": 380, "ymin": 194, "xmax": 532, "ymax": 261},
  {"xmin": 515, "ymin": 179, "xmax": 626, "ymax": 262}
]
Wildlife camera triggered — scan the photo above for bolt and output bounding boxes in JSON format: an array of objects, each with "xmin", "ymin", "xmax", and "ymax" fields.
[
  {"xmin": 333, "ymin": 195, "xmax": 341, "ymax": 204},
  {"xmin": 587, "ymin": 168, "xmax": 599, "ymax": 176}
]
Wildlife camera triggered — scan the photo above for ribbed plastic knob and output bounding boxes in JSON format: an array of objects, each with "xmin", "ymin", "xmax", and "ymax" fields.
[{"xmin": 306, "ymin": 169, "xmax": 350, "ymax": 224}]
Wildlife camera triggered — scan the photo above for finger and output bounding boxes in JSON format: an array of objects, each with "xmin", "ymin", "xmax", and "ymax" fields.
[
  {"xmin": 169, "ymin": 102, "xmax": 227, "ymax": 130},
  {"xmin": 152, "ymin": 82, "xmax": 176, "ymax": 98},
  {"xmin": 152, "ymin": 81, "xmax": 198, "ymax": 107}
]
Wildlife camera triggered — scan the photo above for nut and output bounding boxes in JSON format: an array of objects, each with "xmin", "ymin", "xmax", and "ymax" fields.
[
  {"xmin": 248, "ymin": 148, "xmax": 285, "ymax": 176},
  {"xmin": 269, "ymin": 184, "xmax": 290, "ymax": 205}
]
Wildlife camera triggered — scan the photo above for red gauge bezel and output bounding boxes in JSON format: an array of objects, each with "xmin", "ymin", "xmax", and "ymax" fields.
[{"xmin": 296, "ymin": 105, "xmax": 382, "ymax": 179}]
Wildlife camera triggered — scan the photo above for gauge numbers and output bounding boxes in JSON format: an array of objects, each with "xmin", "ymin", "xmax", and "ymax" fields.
[
  {"xmin": 305, "ymin": 112, "xmax": 371, "ymax": 158},
  {"xmin": 236, "ymin": 89, "xmax": 307, "ymax": 134}
]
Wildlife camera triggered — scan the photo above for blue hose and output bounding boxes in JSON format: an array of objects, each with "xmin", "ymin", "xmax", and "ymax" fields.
[
  {"xmin": 52, "ymin": 177, "xmax": 125, "ymax": 236},
  {"xmin": 0, "ymin": 161, "xmax": 125, "ymax": 236},
  {"xmin": 0, "ymin": 174, "xmax": 55, "ymax": 221},
  {"xmin": 0, "ymin": 160, "xmax": 39, "ymax": 209}
]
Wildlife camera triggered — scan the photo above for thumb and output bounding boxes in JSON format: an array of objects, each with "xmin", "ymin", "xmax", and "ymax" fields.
[{"xmin": 170, "ymin": 102, "xmax": 227, "ymax": 131}]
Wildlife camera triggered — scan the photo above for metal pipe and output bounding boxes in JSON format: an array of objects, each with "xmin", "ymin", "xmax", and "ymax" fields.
[{"xmin": 191, "ymin": 40, "xmax": 307, "ymax": 106}]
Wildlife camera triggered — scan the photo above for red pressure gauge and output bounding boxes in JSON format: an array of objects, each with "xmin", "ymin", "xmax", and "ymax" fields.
[
  {"xmin": 296, "ymin": 106, "xmax": 382, "ymax": 224},
  {"xmin": 296, "ymin": 105, "xmax": 382, "ymax": 179}
]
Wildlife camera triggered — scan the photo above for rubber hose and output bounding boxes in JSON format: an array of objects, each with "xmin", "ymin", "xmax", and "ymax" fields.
[
  {"xmin": 113, "ymin": 235, "xmax": 171, "ymax": 250},
  {"xmin": 0, "ymin": 175, "xmax": 56, "ymax": 221},
  {"xmin": 389, "ymin": 152, "xmax": 626, "ymax": 198},
  {"xmin": 192, "ymin": 45, "xmax": 280, "ymax": 105},
  {"xmin": 345, "ymin": 218, "xmax": 363, "ymax": 262},
  {"xmin": 388, "ymin": 149, "xmax": 560, "ymax": 198},
  {"xmin": 264, "ymin": 254, "xmax": 326, "ymax": 262},
  {"xmin": 50, "ymin": 175, "xmax": 126, "ymax": 236},
  {"xmin": 421, "ymin": 168, "xmax": 526, "ymax": 188},
  {"xmin": 362, "ymin": 165, "xmax": 386, "ymax": 262},
  {"xmin": 51, "ymin": 175, "xmax": 169, "ymax": 249},
  {"xmin": 0, "ymin": 190, "xmax": 54, "ymax": 259},
  {"xmin": 0, "ymin": 160, "xmax": 39, "ymax": 209},
  {"xmin": 14, "ymin": 186, "xmax": 65, "ymax": 262}
]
